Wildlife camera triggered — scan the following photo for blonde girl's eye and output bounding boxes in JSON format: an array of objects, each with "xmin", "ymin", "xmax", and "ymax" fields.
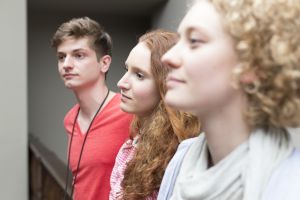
[
  {"xmin": 188, "ymin": 30, "xmax": 207, "ymax": 49},
  {"xmin": 189, "ymin": 37, "xmax": 205, "ymax": 49}
]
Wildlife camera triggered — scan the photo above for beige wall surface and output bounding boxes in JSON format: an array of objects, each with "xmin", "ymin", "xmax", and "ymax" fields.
[
  {"xmin": 152, "ymin": 0, "xmax": 193, "ymax": 30},
  {"xmin": 0, "ymin": 0, "xmax": 28, "ymax": 199}
]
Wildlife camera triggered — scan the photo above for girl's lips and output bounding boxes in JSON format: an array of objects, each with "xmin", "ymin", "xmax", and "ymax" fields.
[
  {"xmin": 166, "ymin": 75, "xmax": 185, "ymax": 83},
  {"xmin": 166, "ymin": 75, "xmax": 185, "ymax": 88},
  {"xmin": 121, "ymin": 93, "xmax": 132, "ymax": 100}
]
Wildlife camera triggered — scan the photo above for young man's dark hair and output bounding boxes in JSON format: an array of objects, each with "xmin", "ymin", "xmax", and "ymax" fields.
[{"xmin": 52, "ymin": 16, "xmax": 112, "ymax": 58}]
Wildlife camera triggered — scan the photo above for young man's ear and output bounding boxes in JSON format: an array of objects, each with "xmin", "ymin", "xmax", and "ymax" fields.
[{"xmin": 99, "ymin": 55, "xmax": 112, "ymax": 73}]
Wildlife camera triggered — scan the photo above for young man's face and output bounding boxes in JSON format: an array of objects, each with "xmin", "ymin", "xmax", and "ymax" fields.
[{"xmin": 56, "ymin": 37, "xmax": 103, "ymax": 90}]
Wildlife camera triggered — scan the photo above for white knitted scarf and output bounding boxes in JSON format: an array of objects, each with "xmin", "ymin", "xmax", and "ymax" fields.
[{"xmin": 171, "ymin": 129, "xmax": 293, "ymax": 200}]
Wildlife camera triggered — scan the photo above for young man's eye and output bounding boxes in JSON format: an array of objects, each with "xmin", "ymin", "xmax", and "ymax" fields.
[
  {"xmin": 57, "ymin": 55, "xmax": 65, "ymax": 62},
  {"xmin": 75, "ymin": 53, "xmax": 85, "ymax": 59}
]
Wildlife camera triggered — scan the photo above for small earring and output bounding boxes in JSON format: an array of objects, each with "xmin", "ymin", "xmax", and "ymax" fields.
[{"xmin": 244, "ymin": 81, "xmax": 260, "ymax": 94}]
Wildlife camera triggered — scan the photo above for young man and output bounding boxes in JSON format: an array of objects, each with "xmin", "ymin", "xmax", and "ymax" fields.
[{"xmin": 51, "ymin": 17, "xmax": 132, "ymax": 200}]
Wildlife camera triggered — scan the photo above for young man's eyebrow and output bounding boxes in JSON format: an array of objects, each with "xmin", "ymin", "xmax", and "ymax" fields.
[
  {"xmin": 57, "ymin": 48, "xmax": 87, "ymax": 54},
  {"xmin": 72, "ymin": 48, "xmax": 87, "ymax": 52}
]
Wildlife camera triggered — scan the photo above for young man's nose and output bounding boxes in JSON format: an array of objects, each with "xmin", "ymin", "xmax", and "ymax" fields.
[{"xmin": 62, "ymin": 56, "xmax": 74, "ymax": 70}]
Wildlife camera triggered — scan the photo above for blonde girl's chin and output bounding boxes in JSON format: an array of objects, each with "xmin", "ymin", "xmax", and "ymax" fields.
[
  {"xmin": 164, "ymin": 94, "xmax": 183, "ymax": 110},
  {"xmin": 165, "ymin": 93, "xmax": 196, "ymax": 114}
]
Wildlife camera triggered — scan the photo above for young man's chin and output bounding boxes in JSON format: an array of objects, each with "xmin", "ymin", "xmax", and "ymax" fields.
[
  {"xmin": 65, "ymin": 83, "xmax": 81, "ymax": 91},
  {"xmin": 65, "ymin": 83, "xmax": 74, "ymax": 89}
]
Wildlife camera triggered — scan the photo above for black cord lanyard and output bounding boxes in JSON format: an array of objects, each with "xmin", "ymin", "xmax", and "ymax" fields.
[{"xmin": 64, "ymin": 89, "xmax": 110, "ymax": 200}]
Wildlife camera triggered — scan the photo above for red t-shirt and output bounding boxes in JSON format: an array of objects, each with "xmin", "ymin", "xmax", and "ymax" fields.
[{"xmin": 64, "ymin": 93, "xmax": 132, "ymax": 200}]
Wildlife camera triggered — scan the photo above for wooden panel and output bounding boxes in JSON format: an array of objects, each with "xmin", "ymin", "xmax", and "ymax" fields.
[{"xmin": 29, "ymin": 134, "xmax": 71, "ymax": 200}]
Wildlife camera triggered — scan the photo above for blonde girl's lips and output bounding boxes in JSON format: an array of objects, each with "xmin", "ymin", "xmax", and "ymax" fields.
[{"xmin": 166, "ymin": 76, "xmax": 185, "ymax": 88}]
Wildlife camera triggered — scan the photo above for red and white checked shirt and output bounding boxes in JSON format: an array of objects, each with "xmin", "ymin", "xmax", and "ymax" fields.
[{"xmin": 109, "ymin": 136, "xmax": 158, "ymax": 200}]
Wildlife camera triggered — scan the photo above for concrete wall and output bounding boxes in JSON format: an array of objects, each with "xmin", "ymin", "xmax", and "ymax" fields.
[
  {"xmin": 28, "ymin": 10, "xmax": 150, "ymax": 162},
  {"xmin": 0, "ymin": 0, "xmax": 28, "ymax": 199},
  {"xmin": 152, "ymin": 0, "xmax": 193, "ymax": 30}
]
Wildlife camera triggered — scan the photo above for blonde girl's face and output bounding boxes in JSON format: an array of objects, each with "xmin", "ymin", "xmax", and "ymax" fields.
[
  {"xmin": 162, "ymin": 0, "xmax": 242, "ymax": 118},
  {"xmin": 117, "ymin": 42, "xmax": 160, "ymax": 117}
]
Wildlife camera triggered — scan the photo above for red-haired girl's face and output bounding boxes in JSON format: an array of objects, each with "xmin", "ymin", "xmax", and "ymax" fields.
[{"xmin": 118, "ymin": 42, "xmax": 160, "ymax": 117}]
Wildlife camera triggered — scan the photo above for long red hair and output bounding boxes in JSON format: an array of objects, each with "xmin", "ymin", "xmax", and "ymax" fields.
[{"xmin": 121, "ymin": 30, "xmax": 200, "ymax": 200}]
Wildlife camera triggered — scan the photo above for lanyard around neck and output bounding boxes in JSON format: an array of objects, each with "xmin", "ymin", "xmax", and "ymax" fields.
[{"xmin": 64, "ymin": 89, "xmax": 110, "ymax": 199}]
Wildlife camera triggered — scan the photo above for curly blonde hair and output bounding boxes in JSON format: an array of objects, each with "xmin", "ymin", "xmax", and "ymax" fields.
[
  {"xmin": 204, "ymin": 0, "xmax": 300, "ymax": 129},
  {"xmin": 121, "ymin": 30, "xmax": 200, "ymax": 200}
]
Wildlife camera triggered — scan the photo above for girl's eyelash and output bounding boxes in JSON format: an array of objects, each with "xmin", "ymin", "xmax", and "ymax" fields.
[
  {"xmin": 123, "ymin": 65, "xmax": 145, "ymax": 79},
  {"xmin": 188, "ymin": 37, "xmax": 206, "ymax": 49},
  {"xmin": 189, "ymin": 37, "xmax": 204, "ymax": 44},
  {"xmin": 190, "ymin": 38, "xmax": 198, "ymax": 43},
  {"xmin": 136, "ymin": 72, "xmax": 144, "ymax": 80}
]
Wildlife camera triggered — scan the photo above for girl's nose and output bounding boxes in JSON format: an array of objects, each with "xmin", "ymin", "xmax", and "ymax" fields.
[
  {"xmin": 161, "ymin": 44, "xmax": 182, "ymax": 69},
  {"xmin": 117, "ymin": 73, "xmax": 130, "ymax": 90}
]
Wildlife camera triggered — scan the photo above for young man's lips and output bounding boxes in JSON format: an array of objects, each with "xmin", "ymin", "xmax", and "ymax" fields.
[{"xmin": 63, "ymin": 74, "xmax": 77, "ymax": 78}]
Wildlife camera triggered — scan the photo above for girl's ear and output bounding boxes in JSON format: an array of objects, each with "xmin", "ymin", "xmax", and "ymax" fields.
[
  {"xmin": 240, "ymin": 68, "xmax": 260, "ymax": 94},
  {"xmin": 233, "ymin": 64, "xmax": 261, "ymax": 94},
  {"xmin": 99, "ymin": 55, "xmax": 112, "ymax": 73},
  {"xmin": 240, "ymin": 69, "xmax": 258, "ymax": 84}
]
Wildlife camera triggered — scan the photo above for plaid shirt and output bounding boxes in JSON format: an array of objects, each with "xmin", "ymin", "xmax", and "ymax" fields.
[{"xmin": 109, "ymin": 136, "xmax": 158, "ymax": 200}]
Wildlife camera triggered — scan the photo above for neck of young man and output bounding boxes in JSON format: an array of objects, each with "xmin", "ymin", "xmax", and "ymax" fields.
[
  {"xmin": 74, "ymin": 81, "xmax": 110, "ymax": 121},
  {"xmin": 200, "ymin": 95, "xmax": 251, "ymax": 167}
]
